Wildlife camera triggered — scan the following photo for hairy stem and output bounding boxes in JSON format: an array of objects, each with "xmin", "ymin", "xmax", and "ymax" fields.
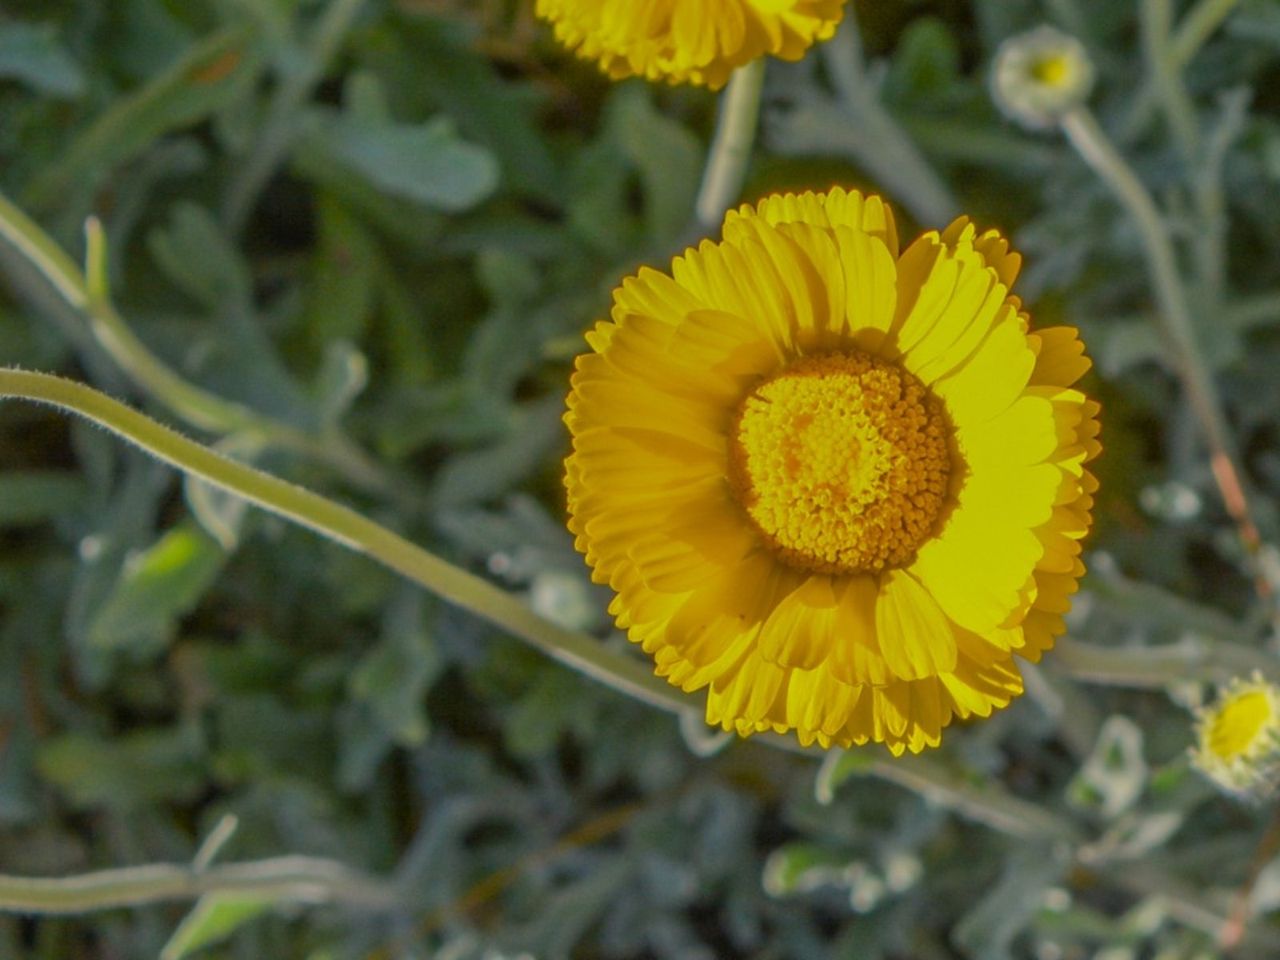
[
  {"xmin": 0, "ymin": 189, "xmax": 392, "ymax": 497},
  {"xmin": 0, "ymin": 368, "xmax": 687, "ymax": 718}
]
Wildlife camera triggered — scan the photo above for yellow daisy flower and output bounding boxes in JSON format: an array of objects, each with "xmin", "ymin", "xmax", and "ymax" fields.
[
  {"xmin": 1193, "ymin": 674, "xmax": 1280, "ymax": 797},
  {"xmin": 564, "ymin": 188, "xmax": 1101, "ymax": 755},
  {"xmin": 536, "ymin": 0, "xmax": 847, "ymax": 89}
]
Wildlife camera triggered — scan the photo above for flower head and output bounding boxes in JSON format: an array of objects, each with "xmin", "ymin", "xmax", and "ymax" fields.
[
  {"xmin": 536, "ymin": 0, "xmax": 847, "ymax": 89},
  {"xmin": 1193, "ymin": 674, "xmax": 1280, "ymax": 797},
  {"xmin": 564, "ymin": 188, "xmax": 1100, "ymax": 754},
  {"xmin": 992, "ymin": 25, "xmax": 1095, "ymax": 129}
]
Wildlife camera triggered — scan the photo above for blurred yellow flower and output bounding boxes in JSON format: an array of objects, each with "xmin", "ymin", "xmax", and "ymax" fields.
[
  {"xmin": 1194, "ymin": 674, "xmax": 1280, "ymax": 796},
  {"xmin": 564, "ymin": 188, "xmax": 1100, "ymax": 754},
  {"xmin": 536, "ymin": 0, "xmax": 847, "ymax": 88}
]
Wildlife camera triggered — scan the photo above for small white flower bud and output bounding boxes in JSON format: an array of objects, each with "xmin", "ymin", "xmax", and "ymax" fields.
[{"xmin": 991, "ymin": 26, "xmax": 1095, "ymax": 129}]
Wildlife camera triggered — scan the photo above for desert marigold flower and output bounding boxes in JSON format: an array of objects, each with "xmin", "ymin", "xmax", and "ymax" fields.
[
  {"xmin": 535, "ymin": 0, "xmax": 847, "ymax": 89},
  {"xmin": 564, "ymin": 188, "xmax": 1101, "ymax": 755},
  {"xmin": 1193, "ymin": 674, "xmax": 1280, "ymax": 797}
]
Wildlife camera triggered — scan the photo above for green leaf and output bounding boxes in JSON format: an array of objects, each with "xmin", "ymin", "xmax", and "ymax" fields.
[
  {"xmin": 432, "ymin": 397, "xmax": 566, "ymax": 508},
  {"xmin": 475, "ymin": 248, "xmax": 541, "ymax": 309},
  {"xmin": 395, "ymin": 17, "xmax": 560, "ymax": 202},
  {"xmin": 953, "ymin": 845, "xmax": 1070, "ymax": 960},
  {"xmin": 504, "ymin": 666, "xmax": 599, "ymax": 759},
  {"xmin": 160, "ymin": 893, "xmax": 273, "ymax": 960},
  {"xmin": 305, "ymin": 193, "xmax": 380, "ymax": 348},
  {"xmin": 147, "ymin": 202, "xmax": 251, "ymax": 310},
  {"xmin": 609, "ymin": 86, "xmax": 702, "ymax": 244},
  {"xmin": 24, "ymin": 27, "xmax": 260, "ymax": 211},
  {"xmin": 0, "ymin": 471, "xmax": 86, "ymax": 527},
  {"xmin": 349, "ymin": 592, "xmax": 440, "ymax": 748},
  {"xmin": 814, "ymin": 748, "xmax": 876, "ymax": 805},
  {"xmin": 1068, "ymin": 716, "xmax": 1149, "ymax": 820},
  {"xmin": 884, "ymin": 17, "xmax": 962, "ymax": 103},
  {"xmin": 762, "ymin": 843, "xmax": 852, "ymax": 897},
  {"xmin": 36, "ymin": 726, "xmax": 205, "ymax": 810},
  {"xmin": 312, "ymin": 341, "xmax": 369, "ymax": 428},
  {"xmin": 324, "ymin": 103, "xmax": 500, "ymax": 212},
  {"xmin": 0, "ymin": 21, "xmax": 85, "ymax": 97},
  {"xmin": 87, "ymin": 522, "xmax": 228, "ymax": 656}
]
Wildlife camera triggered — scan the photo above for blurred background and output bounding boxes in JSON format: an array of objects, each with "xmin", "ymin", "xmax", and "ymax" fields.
[{"xmin": 4, "ymin": 0, "xmax": 1280, "ymax": 957}]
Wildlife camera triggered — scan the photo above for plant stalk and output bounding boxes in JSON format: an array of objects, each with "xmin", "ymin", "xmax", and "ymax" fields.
[
  {"xmin": 0, "ymin": 856, "xmax": 398, "ymax": 915},
  {"xmin": 0, "ymin": 368, "xmax": 688, "ymax": 719},
  {"xmin": 0, "ymin": 189, "xmax": 392, "ymax": 497},
  {"xmin": 695, "ymin": 58, "xmax": 767, "ymax": 230},
  {"xmin": 1060, "ymin": 107, "xmax": 1274, "ymax": 619}
]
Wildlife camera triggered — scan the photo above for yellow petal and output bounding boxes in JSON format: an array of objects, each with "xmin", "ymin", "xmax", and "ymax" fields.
[
  {"xmin": 828, "ymin": 575, "xmax": 892, "ymax": 686},
  {"xmin": 758, "ymin": 575, "xmax": 842, "ymax": 670},
  {"xmin": 875, "ymin": 569, "xmax": 958, "ymax": 680}
]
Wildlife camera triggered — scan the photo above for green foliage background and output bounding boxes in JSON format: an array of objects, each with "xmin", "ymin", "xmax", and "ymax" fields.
[{"xmin": 4, "ymin": 0, "xmax": 1280, "ymax": 957}]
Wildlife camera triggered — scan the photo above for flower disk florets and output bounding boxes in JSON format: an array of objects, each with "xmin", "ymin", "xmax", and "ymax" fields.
[
  {"xmin": 730, "ymin": 353, "xmax": 951, "ymax": 575},
  {"xmin": 564, "ymin": 188, "xmax": 1101, "ymax": 754}
]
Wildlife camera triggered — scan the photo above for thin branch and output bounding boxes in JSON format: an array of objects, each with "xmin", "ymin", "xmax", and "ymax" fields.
[
  {"xmin": 695, "ymin": 59, "xmax": 767, "ymax": 230},
  {"xmin": 0, "ymin": 856, "xmax": 400, "ymax": 915}
]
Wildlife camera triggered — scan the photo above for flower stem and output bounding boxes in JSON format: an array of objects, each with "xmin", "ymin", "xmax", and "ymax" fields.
[
  {"xmin": 0, "ymin": 368, "xmax": 688, "ymax": 719},
  {"xmin": 0, "ymin": 856, "xmax": 399, "ymax": 914},
  {"xmin": 0, "ymin": 368, "xmax": 1094, "ymax": 847},
  {"xmin": 865, "ymin": 756, "xmax": 1080, "ymax": 841},
  {"xmin": 695, "ymin": 58, "xmax": 767, "ymax": 230},
  {"xmin": 1052, "ymin": 636, "xmax": 1278, "ymax": 688},
  {"xmin": 1060, "ymin": 107, "xmax": 1275, "ymax": 617},
  {"xmin": 0, "ymin": 189, "xmax": 393, "ymax": 498},
  {"xmin": 1173, "ymin": 0, "xmax": 1241, "ymax": 65}
]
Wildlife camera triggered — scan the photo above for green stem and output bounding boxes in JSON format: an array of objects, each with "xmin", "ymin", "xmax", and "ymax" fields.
[
  {"xmin": 786, "ymin": 737, "xmax": 1079, "ymax": 840},
  {"xmin": 0, "ymin": 188, "xmax": 392, "ymax": 497},
  {"xmin": 1051, "ymin": 636, "xmax": 1278, "ymax": 688},
  {"xmin": 0, "ymin": 856, "xmax": 398, "ymax": 914},
  {"xmin": 1173, "ymin": 0, "xmax": 1241, "ymax": 65},
  {"xmin": 1060, "ymin": 108, "xmax": 1269, "ymax": 597},
  {"xmin": 695, "ymin": 59, "xmax": 766, "ymax": 230},
  {"xmin": 820, "ymin": 15, "xmax": 957, "ymax": 226},
  {"xmin": 865, "ymin": 756, "xmax": 1080, "ymax": 841},
  {"xmin": 223, "ymin": 0, "xmax": 368, "ymax": 233},
  {"xmin": 0, "ymin": 368, "xmax": 687, "ymax": 718},
  {"xmin": 1, "ymin": 368, "xmax": 1093, "ymax": 845}
]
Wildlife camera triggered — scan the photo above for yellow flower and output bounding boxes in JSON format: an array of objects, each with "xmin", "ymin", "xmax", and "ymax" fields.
[
  {"xmin": 536, "ymin": 0, "xmax": 847, "ymax": 89},
  {"xmin": 564, "ymin": 188, "xmax": 1100, "ymax": 755},
  {"xmin": 1193, "ymin": 674, "xmax": 1280, "ymax": 797}
]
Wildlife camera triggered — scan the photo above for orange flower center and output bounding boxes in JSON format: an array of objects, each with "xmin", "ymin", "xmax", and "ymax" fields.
[{"xmin": 729, "ymin": 353, "xmax": 952, "ymax": 575}]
